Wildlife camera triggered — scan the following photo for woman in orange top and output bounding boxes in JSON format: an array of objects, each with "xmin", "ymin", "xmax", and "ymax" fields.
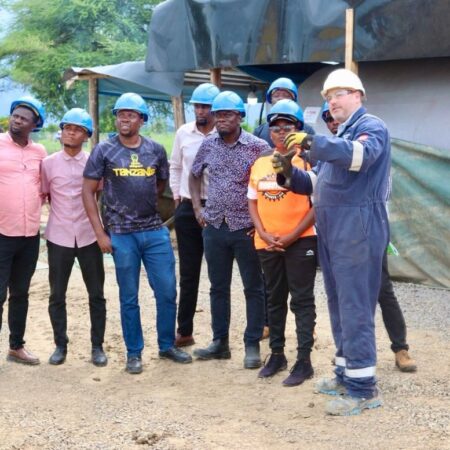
[{"xmin": 248, "ymin": 99, "xmax": 317, "ymax": 386}]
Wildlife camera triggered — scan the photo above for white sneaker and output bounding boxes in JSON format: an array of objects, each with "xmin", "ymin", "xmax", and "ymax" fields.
[
  {"xmin": 325, "ymin": 391, "xmax": 383, "ymax": 416},
  {"xmin": 314, "ymin": 377, "xmax": 346, "ymax": 396}
]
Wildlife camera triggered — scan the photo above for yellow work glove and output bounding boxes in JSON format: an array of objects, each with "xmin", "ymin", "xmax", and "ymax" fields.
[
  {"xmin": 271, "ymin": 149, "xmax": 296, "ymax": 187},
  {"xmin": 284, "ymin": 132, "xmax": 311, "ymax": 151}
]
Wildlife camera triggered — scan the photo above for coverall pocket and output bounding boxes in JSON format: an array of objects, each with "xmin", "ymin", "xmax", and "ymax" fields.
[
  {"xmin": 358, "ymin": 204, "xmax": 372, "ymax": 239},
  {"xmin": 322, "ymin": 163, "xmax": 354, "ymax": 186}
]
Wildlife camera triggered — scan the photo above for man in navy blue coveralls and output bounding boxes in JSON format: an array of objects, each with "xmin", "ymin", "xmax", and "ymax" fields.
[{"xmin": 272, "ymin": 69, "xmax": 390, "ymax": 416}]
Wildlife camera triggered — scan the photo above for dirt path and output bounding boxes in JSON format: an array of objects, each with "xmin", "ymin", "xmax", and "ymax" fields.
[{"xmin": 0, "ymin": 242, "xmax": 449, "ymax": 449}]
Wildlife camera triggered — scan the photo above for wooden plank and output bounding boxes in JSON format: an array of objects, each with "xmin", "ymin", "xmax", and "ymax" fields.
[
  {"xmin": 171, "ymin": 95, "xmax": 186, "ymax": 130},
  {"xmin": 345, "ymin": 8, "xmax": 358, "ymax": 74},
  {"xmin": 88, "ymin": 78, "xmax": 99, "ymax": 148},
  {"xmin": 210, "ymin": 68, "xmax": 222, "ymax": 87}
]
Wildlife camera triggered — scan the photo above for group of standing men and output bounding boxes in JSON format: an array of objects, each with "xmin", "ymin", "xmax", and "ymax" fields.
[{"xmin": 0, "ymin": 67, "xmax": 416, "ymax": 416}]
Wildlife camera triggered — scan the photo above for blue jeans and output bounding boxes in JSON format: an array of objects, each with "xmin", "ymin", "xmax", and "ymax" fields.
[
  {"xmin": 203, "ymin": 223, "xmax": 265, "ymax": 346},
  {"xmin": 111, "ymin": 228, "xmax": 176, "ymax": 356}
]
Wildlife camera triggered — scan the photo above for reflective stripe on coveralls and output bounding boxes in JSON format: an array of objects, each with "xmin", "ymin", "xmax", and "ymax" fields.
[{"xmin": 289, "ymin": 106, "xmax": 390, "ymax": 398}]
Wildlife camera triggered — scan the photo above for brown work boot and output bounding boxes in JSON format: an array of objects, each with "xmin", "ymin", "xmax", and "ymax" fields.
[
  {"xmin": 395, "ymin": 350, "xmax": 417, "ymax": 372},
  {"xmin": 7, "ymin": 347, "xmax": 40, "ymax": 365},
  {"xmin": 175, "ymin": 334, "xmax": 195, "ymax": 347}
]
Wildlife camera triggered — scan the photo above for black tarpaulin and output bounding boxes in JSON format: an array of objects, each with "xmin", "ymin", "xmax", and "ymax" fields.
[
  {"xmin": 146, "ymin": 0, "xmax": 346, "ymax": 74},
  {"xmin": 145, "ymin": 0, "xmax": 450, "ymax": 75}
]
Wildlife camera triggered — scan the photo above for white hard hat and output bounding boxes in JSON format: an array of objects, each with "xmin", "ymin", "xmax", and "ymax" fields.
[{"xmin": 321, "ymin": 69, "xmax": 365, "ymax": 99}]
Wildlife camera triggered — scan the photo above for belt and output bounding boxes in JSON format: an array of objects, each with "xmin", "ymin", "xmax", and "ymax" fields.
[{"xmin": 181, "ymin": 197, "xmax": 206, "ymax": 206}]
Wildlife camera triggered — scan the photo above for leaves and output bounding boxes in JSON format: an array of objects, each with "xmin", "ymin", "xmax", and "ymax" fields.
[{"xmin": 0, "ymin": 0, "xmax": 163, "ymax": 118}]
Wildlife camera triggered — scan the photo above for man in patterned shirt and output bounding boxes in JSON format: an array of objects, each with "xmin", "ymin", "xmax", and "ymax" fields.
[
  {"xmin": 82, "ymin": 93, "xmax": 191, "ymax": 374},
  {"xmin": 189, "ymin": 91, "xmax": 271, "ymax": 369}
]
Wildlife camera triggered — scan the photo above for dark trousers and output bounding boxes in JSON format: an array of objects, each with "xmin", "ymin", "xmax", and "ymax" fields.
[
  {"xmin": 0, "ymin": 233, "xmax": 40, "ymax": 349},
  {"xmin": 203, "ymin": 222, "xmax": 265, "ymax": 346},
  {"xmin": 47, "ymin": 240, "xmax": 106, "ymax": 348},
  {"xmin": 379, "ymin": 251, "xmax": 408, "ymax": 352},
  {"xmin": 258, "ymin": 237, "xmax": 317, "ymax": 360},
  {"xmin": 174, "ymin": 200, "xmax": 204, "ymax": 336}
]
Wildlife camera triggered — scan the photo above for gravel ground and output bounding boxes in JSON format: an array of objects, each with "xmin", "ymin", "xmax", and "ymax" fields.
[{"xmin": 0, "ymin": 245, "xmax": 449, "ymax": 450}]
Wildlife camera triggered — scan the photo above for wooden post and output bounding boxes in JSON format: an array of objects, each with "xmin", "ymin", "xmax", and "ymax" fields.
[
  {"xmin": 88, "ymin": 78, "xmax": 99, "ymax": 148},
  {"xmin": 171, "ymin": 95, "xmax": 186, "ymax": 130},
  {"xmin": 210, "ymin": 68, "xmax": 222, "ymax": 87},
  {"xmin": 345, "ymin": 8, "xmax": 358, "ymax": 74}
]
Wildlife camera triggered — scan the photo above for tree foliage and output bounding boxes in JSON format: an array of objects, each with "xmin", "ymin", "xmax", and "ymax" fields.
[{"xmin": 0, "ymin": 0, "xmax": 164, "ymax": 117}]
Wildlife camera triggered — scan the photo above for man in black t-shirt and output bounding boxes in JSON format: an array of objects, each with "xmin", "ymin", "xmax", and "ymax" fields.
[{"xmin": 83, "ymin": 93, "xmax": 192, "ymax": 374}]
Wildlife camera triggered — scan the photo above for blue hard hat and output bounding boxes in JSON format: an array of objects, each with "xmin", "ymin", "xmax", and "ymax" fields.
[
  {"xmin": 267, "ymin": 99, "xmax": 304, "ymax": 127},
  {"xmin": 321, "ymin": 102, "xmax": 330, "ymax": 122},
  {"xmin": 112, "ymin": 93, "xmax": 149, "ymax": 122},
  {"xmin": 211, "ymin": 91, "xmax": 246, "ymax": 118},
  {"xmin": 190, "ymin": 83, "xmax": 220, "ymax": 105},
  {"xmin": 266, "ymin": 78, "xmax": 298, "ymax": 103},
  {"xmin": 10, "ymin": 96, "xmax": 46, "ymax": 131},
  {"xmin": 59, "ymin": 108, "xmax": 93, "ymax": 137}
]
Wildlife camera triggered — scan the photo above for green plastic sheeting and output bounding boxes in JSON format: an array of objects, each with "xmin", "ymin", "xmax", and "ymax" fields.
[{"xmin": 388, "ymin": 138, "xmax": 450, "ymax": 289}]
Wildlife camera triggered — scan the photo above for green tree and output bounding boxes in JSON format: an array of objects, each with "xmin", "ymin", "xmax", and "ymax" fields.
[{"xmin": 0, "ymin": 0, "xmax": 163, "ymax": 117}]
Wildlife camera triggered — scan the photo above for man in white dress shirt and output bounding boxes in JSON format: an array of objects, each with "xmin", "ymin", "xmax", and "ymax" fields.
[{"xmin": 169, "ymin": 83, "xmax": 219, "ymax": 347}]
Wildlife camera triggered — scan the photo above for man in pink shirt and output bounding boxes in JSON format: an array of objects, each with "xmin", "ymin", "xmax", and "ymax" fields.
[
  {"xmin": 0, "ymin": 96, "xmax": 47, "ymax": 365},
  {"xmin": 41, "ymin": 109, "xmax": 107, "ymax": 366}
]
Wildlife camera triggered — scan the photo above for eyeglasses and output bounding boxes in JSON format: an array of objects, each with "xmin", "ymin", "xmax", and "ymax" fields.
[
  {"xmin": 269, "ymin": 124, "xmax": 296, "ymax": 133},
  {"xmin": 325, "ymin": 89, "xmax": 356, "ymax": 103}
]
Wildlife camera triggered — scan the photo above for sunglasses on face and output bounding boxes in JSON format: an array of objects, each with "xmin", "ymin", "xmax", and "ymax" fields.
[{"xmin": 269, "ymin": 124, "xmax": 296, "ymax": 133}]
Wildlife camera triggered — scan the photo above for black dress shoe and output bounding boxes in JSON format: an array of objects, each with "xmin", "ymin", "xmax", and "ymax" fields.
[
  {"xmin": 258, "ymin": 353, "xmax": 288, "ymax": 378},
  {"xmin": 193, "ymin": 338, "xmax": 231, "ymax": 360},
  {"xmin": 126, "ymin": 356, "xmax": 142, "ymax": 374},
  {"xmin": 244, "ymin": 344, "xmax": 262, "ymax": 369},
  {"xmin": 49, "ymin": 346, "xmax": 67, "ymax": 365},
  {"xmin": 92, "ymin": 346, "xmax": 108, "ymax": 367},
  {"xmin": 159, "ymin": 347, "xmax": 192, "ymax": 364},
  {"xmin": 282, "ymin": 359, "xmax": 314, "ymax": 386}
]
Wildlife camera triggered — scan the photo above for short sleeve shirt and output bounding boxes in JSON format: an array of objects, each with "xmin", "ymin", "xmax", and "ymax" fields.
[
  {"xmin": 83, "ymin": 135, "xmax": 168, "ymax": 233},
  {"xmin": 248, "ymin": 151, "xmax": 315, "ymax": 250},
  {"xmin": 41, "ymin": 150, "xmax": 97, "ymax": 248},
  {"xmin": 191, "ymin": 129, "xmax": 271, "ymax": 231},
  {"xmin": 0, "ymin": 132, "xmax": 47, "ymax": 237}
]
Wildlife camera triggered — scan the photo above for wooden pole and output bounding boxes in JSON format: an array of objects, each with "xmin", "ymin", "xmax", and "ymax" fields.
[
  {"xmin": 345, "ymin": 8, "xmax": 358, "ymax": 74},
  {"xmin": 88, "ymin": 78, "xmax": 99, "ymax": 148},
  {"xmin": 171, "ymin": 95, "xmax": 186, "ymax": 130},
  {"xmin": 210, "ymin": 68, "xmax": 222, "ymax": 87}
]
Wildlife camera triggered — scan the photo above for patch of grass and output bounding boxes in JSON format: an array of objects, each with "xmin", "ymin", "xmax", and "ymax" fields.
[
  {"xmin": 33, "ymin": 133, "xmax": 61, "ymax": 154},
  {"xmin": 148, "ymin": 132, "xmax": 175, "ymax": 156}
]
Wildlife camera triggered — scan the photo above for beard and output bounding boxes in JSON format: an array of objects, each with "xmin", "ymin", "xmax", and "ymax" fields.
[
  {"xmin": 217, "ymin": 129, "xmax": 233, "ymax": 139},
  {"xmin": 196, "ymin": 117, "xmax": 208, "ymax": 126},
  {"xmin": 8, "ymin": 125, "xmax": 26, "ymax": 137}
]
